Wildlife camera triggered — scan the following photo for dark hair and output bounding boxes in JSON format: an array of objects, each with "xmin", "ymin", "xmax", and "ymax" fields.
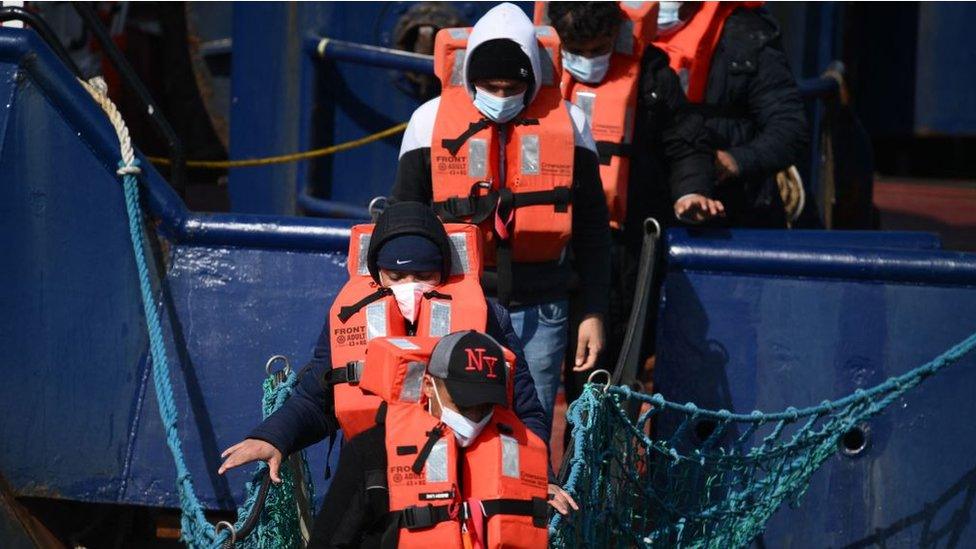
[{"xmin": 547, "ymin": 2, "xmax": 623, "ymax": 42}]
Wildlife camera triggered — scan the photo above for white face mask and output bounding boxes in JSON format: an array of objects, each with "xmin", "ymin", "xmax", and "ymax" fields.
[
  {"xmin": 389, "ymin": 281, "xmax": 435, "ymax": 324},
  {"xmin": 428, "ymin": 377, "xmax": 493, "ymax": 447},
  {"xmin": 473, "ymin": 87, "xmax": 526, "ymax": 123},
  {"xmin": 658, "ymin": 1, "xmax": 686, "ymax": 35},
  {"xmin": 562, "ymin": 50, "xmax": 612, "ymax": 84}
]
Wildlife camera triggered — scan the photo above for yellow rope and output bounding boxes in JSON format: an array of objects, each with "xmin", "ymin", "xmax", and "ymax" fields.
[{"xmin": 147, "ymin": 122, "xmax": 407, "ymax": 169}]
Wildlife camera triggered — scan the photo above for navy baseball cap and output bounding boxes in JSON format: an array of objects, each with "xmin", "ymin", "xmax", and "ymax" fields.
[
  {"xmin": 376, "ymin": 234, "xmax": 443, "ymax": 273},
  {"xmin": 428, "ymin": 330, "xmax": 508, "ymax": 408}
]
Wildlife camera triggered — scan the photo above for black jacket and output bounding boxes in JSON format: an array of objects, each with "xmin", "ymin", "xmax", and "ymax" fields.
[
  {"xmin": 623, "ymin": 45, "xmax": 716, "ymax": 250},
  {"xmin": 248, "ymin": 301, "xmax": 550, "ymax": 459},
  {"xmin": 698, "ymin": 7, "xmax": 809, "ymax": 227},
  {"xmin": 392, "ymin": 97, "xmax": 611, "ymax": 316},
  {"xmin": 308, "ymin": 423, "xmax": 392, "ymax": 548}
]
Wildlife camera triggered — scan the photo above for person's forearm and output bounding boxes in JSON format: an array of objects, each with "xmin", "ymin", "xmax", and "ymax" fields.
[
  {"xmin": 248, "ymin": 367, "xmax": 336, "ymax": 455},
  {"xmin": 727, "ymin": 50, "xmax": 808, "ymax": 179}
]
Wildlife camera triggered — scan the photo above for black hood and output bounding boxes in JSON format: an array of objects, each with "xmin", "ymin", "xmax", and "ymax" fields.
[{"xmin": 366, "ymin": 201, "xmax": 452, "ymax": 283}]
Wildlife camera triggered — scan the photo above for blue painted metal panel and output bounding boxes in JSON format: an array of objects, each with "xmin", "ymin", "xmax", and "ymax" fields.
[
  {"xmin": 120, "ymin": 244, "xmax": 347, "ymax": 509},
  {"xmin": 915, "ymin": 3, "xmax": 976, "ymax": 135},
  {"xmin": 655, "ymin": 231, "xmax": 976, "ymax": 547},
  {"xmin": 0, "ymin": 28, "xmax": 352, "ymax": 510},
  {"xmin": 228, "ymin": 2, "xmax": 303, "ymax": 215},
  {"xmin": 669, "ymin": 228, "xmax": 943, "ymax": 251}
]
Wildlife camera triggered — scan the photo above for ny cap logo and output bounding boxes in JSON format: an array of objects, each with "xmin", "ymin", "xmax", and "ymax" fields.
[{"xmin": 464, "ymin": 347, "xmax": 499, "ymax": 379}]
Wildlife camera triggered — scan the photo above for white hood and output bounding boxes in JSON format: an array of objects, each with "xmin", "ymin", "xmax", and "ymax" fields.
[{"xmin": 462, "ymin": 3, "xmax": 542, "ymax": 103}]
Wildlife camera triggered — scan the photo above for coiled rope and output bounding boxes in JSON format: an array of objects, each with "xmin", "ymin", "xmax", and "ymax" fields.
[
  {"xmin": 147, "ymin": 122, "xmax": 407, "ymax": 169},
  {"xmin": 79, "ymin": 76, "xmax": 303, "ymax": 547}
]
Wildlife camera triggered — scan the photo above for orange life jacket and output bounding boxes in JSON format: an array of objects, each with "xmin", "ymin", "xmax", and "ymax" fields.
[
  {"xmin": 534, "ymin": 1, "xmax": 658, "ymax": 228},
  {"xmin": 429, "ymin": 26, "xmax": 575, "ymax": 304},
  {"xmin": 383, "ymin": 402, "xmax": 549, "ymax": 548},
  {"xmin": 327, "ymin": 223, "xmax": 489, "ymax": 439},
  {"xmin": 355, "ymin": 335, "xmax": 517, "ymax": 415},
  {"xmin": 652, "ymin": 1, "xmax": 762, "ymax": 103}
]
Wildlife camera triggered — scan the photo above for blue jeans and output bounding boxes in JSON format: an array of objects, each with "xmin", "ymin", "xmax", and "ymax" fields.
[{"xmin": 509, "ymin": 300, "xmax": 569, "ymax": 423}]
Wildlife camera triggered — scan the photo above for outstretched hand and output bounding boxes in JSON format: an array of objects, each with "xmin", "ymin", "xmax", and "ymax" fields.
[
  {"xmin": 548, "ymin": 483, "xmax": 580, "ymax": 515},
  {"xmin": 674, "ymin": 194, "xmax": 726, "ymax": 224},
  {"xmin": 218, "ymin": 439, "xmax": 283, "ymax": 483}
]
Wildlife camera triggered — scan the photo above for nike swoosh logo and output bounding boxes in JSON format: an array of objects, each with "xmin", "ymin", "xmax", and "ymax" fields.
[{"xmin": 396, "ymin": 259, "xmax": 412, "ymax": 265}]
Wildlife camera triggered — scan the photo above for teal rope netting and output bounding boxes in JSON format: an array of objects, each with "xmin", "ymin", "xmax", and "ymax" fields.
[
  {"xmin": 121, "ymin": 157, "xmax": 312, "ymax": 548},
  {"xmin": 84, "ymin": 76, "xmax": 311, "ymax": 548},
  {"xmin": 550, "ymin": 331, "xmax": 976, "ymax": 548}
]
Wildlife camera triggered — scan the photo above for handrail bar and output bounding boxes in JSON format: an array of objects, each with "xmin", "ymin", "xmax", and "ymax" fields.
[{"xmin": 0, "ymin": 29, "xmax": 353, "ymax": 253}]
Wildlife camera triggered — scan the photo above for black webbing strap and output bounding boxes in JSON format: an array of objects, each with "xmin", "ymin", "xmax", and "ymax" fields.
[
  {"xmin": 337, "ymin": 287, "xmax": 392, "ymax": 323},
  {"xmin": 396, "ymin": 503, "xmax": 454, "ymax": 530},
  {"xmin": 681, "ymin": 101, "xmax": 749, "ymax": 119},
  {"xmin": 481, "ymin": 497, "xmax": 549, "ymax": 528},
  {"xmin": 441, "ymin": 118, "xmax": 492, "ymax": 156},
  {"xmin": 510, "ymin": 187, "xmax": 571, "ymax": 212},
  {"xmin": 439, "ymin": 116, "xmax": 538, "ymax": 158},
  {"xmin": 595, "ymin": 141, "xmax": 634, "ymax": 165},
  {"xmin": 434, "ymin": 186, "xmax": 570, "ymax": 224},
  {"xmin": 322, "ymin": 361, "xmax": 363, "ymax": 386},
  {"xmin": 432, "ymin": 182, "xmax": 497, "ymax": 224},
  {"xmin": 411, "ymin": 424, "xmax": 446, "ymax": 474},
  {"xmin": 423, "ymin": 289, "xmax": 452, "ymax": 301}
]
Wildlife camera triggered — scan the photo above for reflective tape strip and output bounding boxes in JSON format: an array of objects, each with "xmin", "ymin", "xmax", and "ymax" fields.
[
  {"xmin": 622, "ymin": 0, "xmax": 646, "ymax": 9},
  {"xmin": 428, "ymin": 301, "xmax": 452, "ymax": 337},
  {"xmin": 449, "ymin": 28, "xmax": 469, "ymax": 39},
  {"xmin": 357, "ymin": 233, "xmax": 371, "ymax": 276},
  {"xmin": 468, "ymin": 138, "xmax": 487, "ymax": 178},
  {"xmin": 399, "ymin": 361, "xmax": 426, "ymax": 403},
  {"xmin": 540, "ymin": 47, "xmax": 556, "ymax": 87},
  {"xmin": 449, "ymin": 233, "xmax": 471, "ymax": 275},
  {"xmin": 426, "ymin": 439, "xmax": 449, "ymax": 483},
  {"xmin": 575, "ymin": 92, "xmax": 595, "ymax": 126},
  {"xmin": 387, "ymin": 338, "xmax": 420, "ymax": 350},
  {"xmin": 501, "ymin": 434, "xmax": 520, "ymax": 479},
  {"xmin": 450, "ymin": 48, "xmax": 466, "ymax": 87},
  {"xmin": 521, "ymin": 134, "xmax": 540, "ymax": 176},
  {"xmin": 535, "ymin": 27, "xmax": 552, "ymax": 37},
  {"xmin": 616, "ymin": 20, "xmax": 635, "ymax": 54},
  {"xmin": 365, "ymin": 301, "xmax": 387, "ymax": 340}
]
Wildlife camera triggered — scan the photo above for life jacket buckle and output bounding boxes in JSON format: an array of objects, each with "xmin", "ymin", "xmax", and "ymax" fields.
[
  {"xmin": 344, "ymin": 360, "xmax": 363, "ymax": 385},
  {"xmin": 402, "ymin": 504, "xmax": 437, "ymax": 530}
]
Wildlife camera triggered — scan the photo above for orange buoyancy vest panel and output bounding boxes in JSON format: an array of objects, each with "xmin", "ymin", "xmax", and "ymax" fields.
[
  {"xmin": 328, "ymin": 224, "xmax": 489, "ymax": 439},
  {"xmin": 429, "ymin": 26, "xmax": 575, "ymax": 269},
  {"xmin": 358, "ymin": 335, "xmax": 518, "ymax": 412},
  {"xmin": 384, "ymin": 403, "xmax": 549, "ymax": 548},
  {"xmin": 544, "ymin": 1, "xmax": 658, "ymax": 228},
  {"xmin": 652, "ymin": 1, "xmax": 762, "ymax": 103}
]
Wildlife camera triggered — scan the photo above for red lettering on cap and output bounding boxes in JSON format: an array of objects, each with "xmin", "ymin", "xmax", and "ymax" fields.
[{"xmin": 464, "ymin": 348, "xmax": 498, "ymax": 379}]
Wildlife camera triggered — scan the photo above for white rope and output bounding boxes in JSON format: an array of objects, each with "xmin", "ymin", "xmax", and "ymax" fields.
[{"xmin": 77, "ymin": 76, "xmax": 142, "ymax": 176}]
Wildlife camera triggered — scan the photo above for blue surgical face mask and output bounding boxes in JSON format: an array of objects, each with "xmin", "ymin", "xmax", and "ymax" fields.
[
  {"xmin": 561, "ymin": 50, "xmax": 612, "ymax": 84},
  {"xmin": 473, "ymin": 87, "xmax": 525, "ymax": 123},
  {"xmin": 658, "ymin": 1, "xmax": 686, "ymax": 34}
]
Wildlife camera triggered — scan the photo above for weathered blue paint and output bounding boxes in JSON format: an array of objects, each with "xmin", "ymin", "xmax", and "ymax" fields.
[
  {"xmin": 655, "ymin": 229, "xmax": 976, "ymax": 547},
  {"xmin": 0, "ymin": 28, "xmax": 351, "ymax": 509}
]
